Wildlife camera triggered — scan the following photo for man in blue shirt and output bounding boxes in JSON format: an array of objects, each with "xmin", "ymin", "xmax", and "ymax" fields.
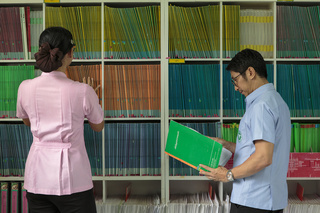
[{"xmin": 200, "ymin": 48, "xmax": 291, "ymax": 213}]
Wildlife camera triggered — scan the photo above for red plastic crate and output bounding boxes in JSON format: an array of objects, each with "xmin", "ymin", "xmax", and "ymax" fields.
[{"xmin": 287, "ymin": 152, "xmax": 320, "ymax": 178}]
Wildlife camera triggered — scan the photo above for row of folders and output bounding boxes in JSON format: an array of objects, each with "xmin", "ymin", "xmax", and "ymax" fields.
[
  {"xmin": 1, "ymin": 122, "xmax": 319, "ymax": 177},
  {"xmin": 0, "ymin": 184, "xmax": 226, "ymax": 213},
  {"xmin": 222, "ymin": 123, "xmax": 320, "ymax": 153},
  {"xmin": 1, "ymin": 181, "xmax": 319, "ymax": 213},
  {"xmin": 0, "ymin": 123, "xmax": 161, "ymax": 177},
  {"xmin": 1, "ymin": 63, "xmax": 320, "ymax": 118},
  {"xmin": 2, "ymin": 5, "xmax": 320, "ymax": 59},
  {"xmin": 97, "ymin": 193, "xmax": 223, "ymax": 213},
  {"xmin": 0, "ymin": 64, "xmax": 161, "ymax": 118},
  {"xmin": 100, "ymin": 194, "xmax": 320, "ymax": 213}
]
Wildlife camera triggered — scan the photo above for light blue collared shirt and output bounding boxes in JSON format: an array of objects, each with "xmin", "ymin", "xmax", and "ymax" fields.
[{"xmin": 231, "ymin": 83, "xmax": 291, "ymax": 210}]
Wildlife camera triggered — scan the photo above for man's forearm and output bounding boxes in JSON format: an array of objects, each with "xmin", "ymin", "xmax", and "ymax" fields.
[{"xmin": 222, "ymin": 141, "xmax": 236, "ymax": 153}]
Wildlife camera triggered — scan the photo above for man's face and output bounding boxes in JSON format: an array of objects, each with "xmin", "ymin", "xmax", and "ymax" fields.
[{"xmin": 230, "ymin": 69, "xmax": 251, "ymax": 97}]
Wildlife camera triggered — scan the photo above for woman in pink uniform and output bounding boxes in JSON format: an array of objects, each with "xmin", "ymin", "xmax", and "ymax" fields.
[{"xmin": 16, "ymin": 27, "xmax": 104, "ymax": 213}]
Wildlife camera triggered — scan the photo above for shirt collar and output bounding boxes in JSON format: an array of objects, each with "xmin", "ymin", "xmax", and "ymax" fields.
[
  {"xmin": 245, "ymin": 83, "xmax": 275, "ymax": 108},
  {"xmin": 41, "ymin": 71, "xmax": 67, "ymax": 78}
]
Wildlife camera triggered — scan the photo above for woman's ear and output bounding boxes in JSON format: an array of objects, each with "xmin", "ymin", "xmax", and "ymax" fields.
[{"xmin": 67, "ymin": 49, "xmax": 73, "ymax": 57}]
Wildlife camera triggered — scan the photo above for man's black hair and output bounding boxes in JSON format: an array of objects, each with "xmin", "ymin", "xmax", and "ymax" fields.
[{"xmin": 226, "ymin": 48, "xmax": 267, "ymax": 79}]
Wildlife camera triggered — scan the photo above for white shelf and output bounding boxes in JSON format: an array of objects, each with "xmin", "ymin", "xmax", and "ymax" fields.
[
  {"xmin": 0, "ymin": 0, "xmax": 43, "ymax": 4},
  {"xmin": 0, "ymin": 60, "xmax": 36, "ymax": 63},
  {"xmin": 290, "ymin": 117, "xmax": 320, "ymax": 121},
  {"xmin": 169, "ymin": 176, "xmax": 208, "ymax": 181},
  {"xmin": 183, "ymin": 58, "xmax": 221, "ymax": 62},
  {"xmin": 92, "ymin": 176, "xmax": 162, "ymax": 181},
  {"xmin": 169, "ymin": 117, "xmax": 222, "ymax": 121},
  {"xmin": 0, "ymin": 177, "xmax": 24, "ymax": 181},
  {"xmin": 287, "ymin": 177, "xmax": 320, "ymax": 181},
  {"xmin": 104, "ymin": 59, "xmax": 161, "ymax": 62},
  {"xmin": 276, "ymin": 58, "xmax": 320, "ymax": 62},
  {"xmin": 72, "ymin": 59, "xmax": 103, "ymax": 63},
  {"xmin": 104, "ymin": 117, "xmax": 161, "ymax": 121},
  {"xmin": 0, "ymin": 118, "xmax": 22, "ymax": 122}
]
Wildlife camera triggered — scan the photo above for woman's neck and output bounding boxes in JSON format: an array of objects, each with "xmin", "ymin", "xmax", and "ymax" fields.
[{"xmin": 56, "ymin": 65, "xmax": 67, "ymax": 73}]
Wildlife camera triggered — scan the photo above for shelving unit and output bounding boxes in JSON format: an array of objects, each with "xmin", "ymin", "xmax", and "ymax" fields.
[{"xmin": 1, "ymin": 0, "xmax": 320, "ymax": 210}]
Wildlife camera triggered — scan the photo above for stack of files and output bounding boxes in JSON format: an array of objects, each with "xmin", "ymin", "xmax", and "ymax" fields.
[
  {"xmin": 212, "ymin": 184, "xmax": 231, "ymax": 213},
  {"xmin": 168, "ymin": 192, "xmax": 220, "ymax": 213},
  {"xmin": 104, "ymin": 64, "xmax": 160, "ymax": 118},
  {"xmin": 96, "ymin": 195, "xmax": 165, "ymax": 213},
  {"xmin": 240, "ymin": 9, "xmax": 273, "ymax": 58},
  {"xmin": 168, "ymin": 5, "xmax": 220, "ymax": 59},
  {"xmin": 223, "ymin": 5, "xmax": 240, "ymax": 58},
  {"xmin": 0, "ymin": 182, "xmax": 28, "ymax": 213},
  {"xmin": 119, "ymin": 195, "xmax": 165, "ymax": 213},
  {"xmin": 287, "ymin": 152, "xmax": 320, "ymax": 178},
  {"xmin": 1, "ymin": 7, "xmax": 26, "ymax": 60},
  {"xmin": 10, "ymin": 182, "xmax": 19, "ymax": 213},
  {"xmin": 169, "ymin": 64, "xmax": 220, "ymax": 118},
  {"xmin": 0, "ymin": 65, "xmax": 35, "ymax": 118},
  {"xmin": 266, "ymin": 64, "xmax": 274, "ymax": 84},
  {"xmin": 222, "ymin": 123, "xmax": 238, "ymax": 144},
  {"xmin": 284, "ymin": 194, "xmax": 320, "ymax": 213},
  {"xmin": 222, "ymin": 64, "xmax": 244, "ymax": 117},
  {"xmin": 0, "ymin": 124, "xmax": 33, "ymax": 177},
  {"xmin": 0, "ymin": 7, "xmax": 42, "ymax": 60},
  {"xmin": 221, "ymin": 195, "xmax": 231, "ymax": 213},
  {"xmin": 104, "ymin": 123, "xmax": 161, "ymax": 176},
  {"xmin": 291, "ymin": 123, "xmax": 320, "ymax": 153},
  {"xmin": 1, "ymin": 182, "xmax": 10, "ymax": 213},
  {"xmin": 221, "ymin": 123, "xmax": 238, "ymax": 169},
  {"xmin": 104, "ymin": 5, "xmax": 160, "ymax": 59},
  {"xmin": 21, "ymin": 182, "xmax": 28, "ymax": 213},
  {"xmin": 0, "ymin": 7, "xmax": 24, "ymax": 59},
  {"xmin": 223, "ymin": 64, "xmax": 273, "ymax": 117},
  {"xmin": 96, "ymin": 196, "xmax": 125, "ymax": 213},
  {"xmin": 277, "ymin": 6, "xmax": 320, "ymax": 58},
  {"xmin": 84, "ymin": 124, "xmax": 103, "ymax": 176},
  {"xmin": 30, "ymin": 10, "xmax": 43, "ymax": 59},
  {"xmin": 169, "ymin": 122, "xmax": 221, "ymax": 176},
  {"xmin": 276, "ymin": 64, "xmax": 320, "ymax": 117},
  {"xmin": 222, "ymin": 121, "xmax": 320, "ymax": 152},
  {"xmin": 66, "ymin": 65, "xmax": 102, "ymax": 104},
  {"xmin": 46, "ymin": 6, "xmax": 102, "ymax": 59}
]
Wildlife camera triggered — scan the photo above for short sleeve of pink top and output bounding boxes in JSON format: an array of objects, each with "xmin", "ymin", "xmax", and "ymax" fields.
[{"xmin": 16, "ymin": 71, "xmax": 103, "ymax": 195}]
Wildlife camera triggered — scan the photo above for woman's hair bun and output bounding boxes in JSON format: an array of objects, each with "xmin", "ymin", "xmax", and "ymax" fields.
[{"xmin": 34, "ymin": 42, "xmax": 64, "ymax": 72}]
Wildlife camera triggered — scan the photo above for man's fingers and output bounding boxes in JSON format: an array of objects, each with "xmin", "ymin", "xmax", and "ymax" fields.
[{"xmin": 199, "ymin": 164, "xmax": 212, "ymax": 171}]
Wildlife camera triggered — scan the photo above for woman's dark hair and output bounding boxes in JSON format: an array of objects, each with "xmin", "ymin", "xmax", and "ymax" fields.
[
  {"xmin": 35, "ymin": 27, "xmax": 75, "ymax": 72},
  {"xmin": 226, "ymin": 48, "xmax": 267, "ymax": 79}
]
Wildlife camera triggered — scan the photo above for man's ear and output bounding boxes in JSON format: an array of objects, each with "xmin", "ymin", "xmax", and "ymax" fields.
[{"xmin": 247, "ymin": 66, "xmax": 256, "ymax": 79}]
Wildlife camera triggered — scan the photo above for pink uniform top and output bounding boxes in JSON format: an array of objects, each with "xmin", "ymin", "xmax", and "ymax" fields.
[{"xmin": 16, "ymin": 71, "xmax": 103, "ymax": 195}]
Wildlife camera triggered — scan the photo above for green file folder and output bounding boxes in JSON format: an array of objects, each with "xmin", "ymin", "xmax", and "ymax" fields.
[{"xmin": 165, "ymin": 121, "xmax": 222, "ymax": 171}]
